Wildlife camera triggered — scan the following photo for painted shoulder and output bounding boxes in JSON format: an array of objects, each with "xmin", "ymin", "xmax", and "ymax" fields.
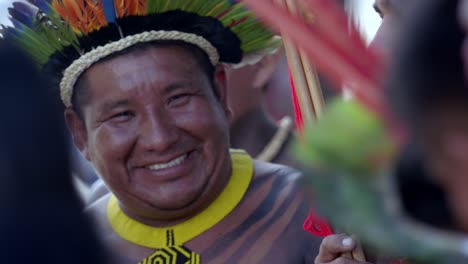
[{"xmin": 252, "ymin": 159, "xmax": 306, "ymax": 189}]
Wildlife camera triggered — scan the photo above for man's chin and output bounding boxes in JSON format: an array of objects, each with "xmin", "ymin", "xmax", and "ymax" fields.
[{"xmin": 142, "ymin": 189, "xmax": 204, "ymax": 212}]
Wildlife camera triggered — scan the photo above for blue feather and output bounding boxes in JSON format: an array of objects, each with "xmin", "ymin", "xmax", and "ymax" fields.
[
  {"xmin": 1, "ymin": 25, "xmax": 21, "ymax": 39},
  {"xmin": 9, "ymin": 3, "xmax": 35, "ymax": 26},
  {"xmin": 8, "ymin": 8, "xmax": 34, "ymax": 27},
  {"xmin": 10, "ymin": 18, "xmax": 26, "ymax": 31},
  {"xmin": 27, "ymin": 0, "xmax": 51, "ymax": 14},
  {"xmin": 102, "ymin": 0, "xmax": 116, "ymax": 23}
]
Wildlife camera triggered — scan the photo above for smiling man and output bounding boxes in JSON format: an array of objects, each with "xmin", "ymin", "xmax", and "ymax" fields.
[
  {"xmin": 70, "ymin": 44, "xmax": 234, "ymax": 220},
  {"xmin": 2, "ymin": 1, "xmax": 323, "ymax": 263}
]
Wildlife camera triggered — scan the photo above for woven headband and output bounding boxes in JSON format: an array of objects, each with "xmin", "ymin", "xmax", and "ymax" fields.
[{"xmin": 60, "ymin": 30, "xmax": 219, "ymax": 107}]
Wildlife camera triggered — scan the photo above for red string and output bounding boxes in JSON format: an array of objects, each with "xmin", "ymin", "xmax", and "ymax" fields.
[
  {"xmin": 288, "ymin": 68, "xmax": 304, "ymax": 133},
  {"xmin": 303, "ymin": 208, "xmax": 334, "ymax": 237},
  {"xmin": 287, "ymin": 68, "xmax": 334, "ymax": 236}
]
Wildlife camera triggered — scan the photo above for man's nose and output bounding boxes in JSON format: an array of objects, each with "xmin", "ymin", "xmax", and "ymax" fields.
[
  {"xmin": 368, "ymin": 21, "xmax": 392, "ymax": 62},
  {"xmin": 138, "ymin": 113, "xmax": 179, "ymax": 152}
]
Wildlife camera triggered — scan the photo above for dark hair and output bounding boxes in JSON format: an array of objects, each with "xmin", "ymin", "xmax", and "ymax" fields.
[
  {"xmin": 0, "ymin": 39, "xmax": 107, "ymax": 263},
  {"xmin": 72, "ymin": 40, "xmax": 216, "ymax": 119},
  {"xmin": 387, "ymin": 0, "xmax": 467, "ymax": 128},
  {"xmin": 395, "ymin": 142, "xmax": 456, "ymax": 230},
  {"xmin": 389, "ymin": 0, "xmax": 464, "ymax": 230}
]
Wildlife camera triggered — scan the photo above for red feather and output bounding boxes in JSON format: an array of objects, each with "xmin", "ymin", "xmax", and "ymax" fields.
[{"xmin": 241, "ymin": 0, "xmax": 406, "ymax": 143}]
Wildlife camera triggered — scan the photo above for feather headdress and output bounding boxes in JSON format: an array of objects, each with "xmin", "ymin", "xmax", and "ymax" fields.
[{"xmin": 2, "ymin": 0, "xmax": 279, "ymax": 107}]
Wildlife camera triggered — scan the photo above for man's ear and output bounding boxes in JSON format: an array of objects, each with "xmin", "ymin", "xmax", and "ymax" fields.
[
  {"xmin": 251, "ymin": 49, "xmax": 284, "ymax": 91},
  {"xmin": 213, "ymin": 64, "xmax": 232, "ymax": 121},
  {"xmin": 64, "ymin": 108, "xmax": 90, "ymax": 161}
]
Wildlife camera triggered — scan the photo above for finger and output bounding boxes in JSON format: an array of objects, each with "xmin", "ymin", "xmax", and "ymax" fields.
[{"xmin": 315, "ymin": 234, "xmax": 356, "ymax": 263}]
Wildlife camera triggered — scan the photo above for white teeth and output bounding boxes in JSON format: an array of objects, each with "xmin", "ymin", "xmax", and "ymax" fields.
[{"xmin": 147, "ymin": 154, "xmax": 187, "ymax": 171}]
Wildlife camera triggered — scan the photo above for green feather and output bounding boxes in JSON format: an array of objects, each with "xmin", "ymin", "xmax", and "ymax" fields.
[
  {"xmin": 164, "ymin": 0, "xmax": 186, "ymax": 11},
  {"xmin": 206, "ymin": 2, "xmax": 231, "ymax": 17},
  {"xmin": 294, "ymin": 98, "xmax": 396, "ymax": 176},
  {"xmin": 146, "ymin": 0, "xmax": 158, "ymax": 14},
  {"xmin": 293, "ymin": 99, "xmax": 468, "ymax": 263},
  {"xmin": 185, "ymin": 0, "xmax": 212, "ymax": 14}
]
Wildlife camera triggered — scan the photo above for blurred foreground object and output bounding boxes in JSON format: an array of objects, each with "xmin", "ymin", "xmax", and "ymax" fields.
[
  {"xmin": 295, "ymin": 98, "xmax": 468, "ymax": 263},
  {"xmin": 0, "ymin": 39, "xmax": 107, "ymax": 263},
  {"xmin": 244, "ymin": 0, "xmax": 468, "ymax": 263}
]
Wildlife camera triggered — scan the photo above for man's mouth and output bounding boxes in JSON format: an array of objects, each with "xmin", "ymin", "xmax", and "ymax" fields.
[{"xmin": 146, "ymin": 153, "xmax": 188, "ymax": 171}]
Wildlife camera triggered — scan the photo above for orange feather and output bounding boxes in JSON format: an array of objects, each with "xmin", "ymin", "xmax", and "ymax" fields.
[
  {"xmin": 52, "ymin": 0, "xmax": 107, "ymax": 34},
  {"xmin": 138, "ymin": 0, "xmax": 147, "ymax": 15},
  {"xmin": 128, "ymin": 0, "xmax": 137, "ymax": 15},
  {"xmin": 115, "ymin": 0, "xmax": 125, "ymax": 17},
  {"xmin": 114, "ymin": 0, "xmax": 147, "ymax": 17},
  {"xmin": 85, "ymin": 0, "xmax": 107, "ymax": 32}
]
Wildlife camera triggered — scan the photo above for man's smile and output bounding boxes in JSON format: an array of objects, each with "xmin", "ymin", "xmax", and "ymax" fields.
[{"xmin": 146, "ymin": 153, "xmax": 188, "ymax": 171}]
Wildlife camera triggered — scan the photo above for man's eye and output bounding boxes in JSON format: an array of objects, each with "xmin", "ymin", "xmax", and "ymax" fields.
[
  {"xmin": 168, "ymin": 93, "xmax": 191, "ymax": 106},
  {"xmin": 373, "ymin": 4, "xmax": 384, "ymax": 19},
  {"xmin": 110, "ymin": 111, "xmax": 133, "ymax": 121}
]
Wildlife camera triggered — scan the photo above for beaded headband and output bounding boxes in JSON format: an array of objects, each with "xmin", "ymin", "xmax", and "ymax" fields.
[{"xmin": 60, "ymin": 30, "xmax": 219, "ymax": 107}]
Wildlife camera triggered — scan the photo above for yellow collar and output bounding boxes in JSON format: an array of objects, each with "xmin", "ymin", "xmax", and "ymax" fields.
[{"xmin": 107, "ymin": 149, "xmax": 253, "ymax": 248}]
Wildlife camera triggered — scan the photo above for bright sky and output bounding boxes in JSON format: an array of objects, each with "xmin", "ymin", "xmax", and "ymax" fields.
[
  {"xmin": 0, "ymin": 0, "xmax": 13, "ymax": 26},
  {"xmin": 355, "ymin": 0, "xmax": 382, "ymax": 44}
]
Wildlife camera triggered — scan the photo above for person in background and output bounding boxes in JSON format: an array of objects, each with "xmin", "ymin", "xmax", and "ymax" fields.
[
  {"xmin": 227, "ymin": 47, "xmax": 338, "ymax": 165},
  {"xmin": 389, "ymin": 0, "xmax": 468, "ymax": 233},
  {"xmin": 225, "ymin": 48, "xmax": 296, "ymax": 165},
  {"xmin": 262, "ymin": 51, "xmax": 296, "ymax": 121}
]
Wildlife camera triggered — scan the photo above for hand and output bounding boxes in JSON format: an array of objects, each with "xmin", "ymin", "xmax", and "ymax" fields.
[{"xmin": 315, "ymin": 234, "xmax": 372, "ymax": 264}]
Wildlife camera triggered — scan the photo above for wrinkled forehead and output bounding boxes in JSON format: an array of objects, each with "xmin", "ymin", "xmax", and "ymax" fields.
[
  {"xmin": 104, "ymin": 44, "xmax": 200, "ymax": 68},
  {"xmin": 84, "ymin": 45, "xmax": 202, "ymax": 81}
]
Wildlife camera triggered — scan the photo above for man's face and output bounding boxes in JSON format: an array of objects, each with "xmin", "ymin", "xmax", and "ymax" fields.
[
  {"xmin": 370, "ymin": 0, "xmax": 406, "ymax": 59},
  {"xmin": 68, "ymin": 46, "xmax": 232, "ymax": 219},
  {"xmin": 224, "ymin": 51, "xmax": 283, "ymax": 125}
]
